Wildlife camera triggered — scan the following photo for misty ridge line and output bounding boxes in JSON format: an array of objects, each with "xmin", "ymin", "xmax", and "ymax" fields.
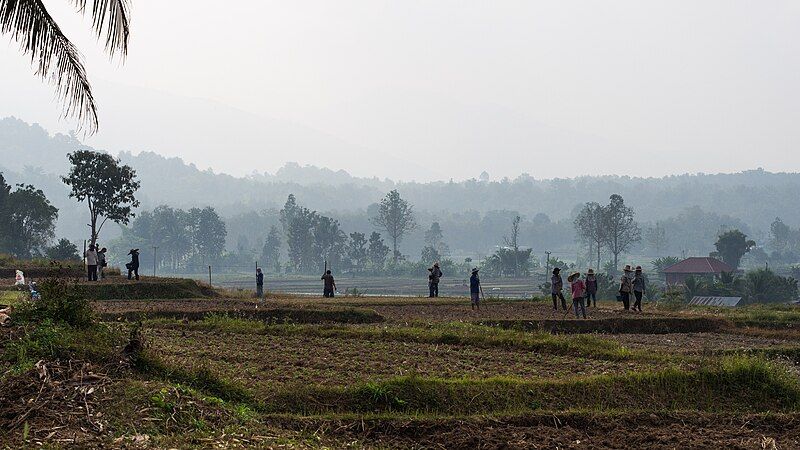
[{"xmin": 1, "ymin": 116, "xmax": 795, "ymax": 188}]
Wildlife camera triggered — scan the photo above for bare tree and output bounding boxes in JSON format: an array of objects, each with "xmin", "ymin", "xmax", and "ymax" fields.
[
  {"xmin": 503, "ymin": 215, "xmax": 521, "ymax": 276},
  {"xmin": 602, "ymin": 194, "xmax": 641, "ymax": 269},
  {"xmin": 645, "ymin": 222, "xmax": 668, "ymax": 254},
  {"xmin": 574, "ymin": 202, "xmax": 606, "ymax": 270},
  {"xmin": 371, "ymin": 190, "xmax": 416, "ymax": 263}
]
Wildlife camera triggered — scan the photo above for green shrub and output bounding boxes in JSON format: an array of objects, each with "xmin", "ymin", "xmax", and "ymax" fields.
[{"xmin": 15, "ymin": 278, "xmax": 94, "ymax": 328}]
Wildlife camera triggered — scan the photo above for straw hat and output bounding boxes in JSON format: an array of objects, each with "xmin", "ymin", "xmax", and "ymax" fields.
[
  {"xmin": 586, "ymin": 269, "xmax": 595, "ymax": 275},
  {"xmin": 623, "ymin": 264, "xmax": 632, "ymax": 272},
  {"xmin": 471, "ymin": 267, "xmax": 479, "ymax": 274},
  {"xmin": 567, "ymin": 271, "xmax": 581, "ymax": 282},
  {"xmin": 635, "ymin": 265, "xmax": 643, "ymax": 271},
  {"xmin": 553, "ymin": 267, "xmax": 561, "ymax": 274}
]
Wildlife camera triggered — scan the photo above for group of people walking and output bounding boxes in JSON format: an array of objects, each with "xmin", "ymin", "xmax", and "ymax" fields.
[{"xmin": 551, "ymin": 264, "xmax": 646, "ymax": 318}]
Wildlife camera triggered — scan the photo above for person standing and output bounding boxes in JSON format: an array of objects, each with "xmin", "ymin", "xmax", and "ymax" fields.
[
  {"xmin": 469, "ymin": 267, "xmax": 482, "ymax": 311},
  {"xmin": 585, "ymin": 269, "xmax": 598, "ymax": 307},
  {"xmin": 632, "ymin": 266, "xmax": 645, "ymax": 312},
  {"xmin": 126, "ymin": 249, "xmax": 140, "ymax": 280},
  {"xmin": 551, "ymin": 267, "xmax": 567, "ymax": 311},
  {"xmin": 256, "ymin": 267, "xmax": 264, "ymax": 298},
  {"xmin": 568, "ymin": 271, "xmax": 587, "ymax": 319},
  {"xmin": 429, "ymin": 262, "xmax": 443, "ymax": 298},
  {"xmin": 619, "ymin": 265, "xmax": 633, "ymax": 310},
  {"xmin": 321, "ymin": 269, "xmax": 336, "ymax": 298},
  {"xmin": 84, "ymin": 244, "xmax": 98, "ymax": 281},
  {"xmin": 97, "ymin": 247, "xmax": 107, "ymax": 280}
]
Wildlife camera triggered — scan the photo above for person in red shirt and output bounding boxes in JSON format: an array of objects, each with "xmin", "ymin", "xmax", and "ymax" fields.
[{"xmin": 568, "ymin": 271, "xmax": 587, "ymax": 319}]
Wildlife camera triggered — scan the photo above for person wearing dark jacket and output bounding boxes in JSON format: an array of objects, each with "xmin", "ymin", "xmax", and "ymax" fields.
[
  {"xmin": 126, "ymin": 249, "xmax": 140, "ymax": 280},
  {"xmin": 551, "ymin": 267, "xmax": 567, "ymax": 311},
  {"xmin": 585, "ymin": 269, "xmax": 598, "ymax": 307},
  {"xmin": 321, "ymin": 270, "xmax": 336, "ymax": 297},
  {"xmin": 469, "ymin": 267, "xmax": 482, "ymax": 310},
  {"xmin": 256, "ymin": 268, "xmax": 264, "ymax": 298},
  {"xmin": 429, "ymin": 262, "xmax": 443, "ymax": 297}
]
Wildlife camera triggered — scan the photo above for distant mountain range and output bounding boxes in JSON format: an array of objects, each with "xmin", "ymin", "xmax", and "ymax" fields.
[{"xmin": 3, "ymin": 116, "xmax": 800, "ymax": 249}]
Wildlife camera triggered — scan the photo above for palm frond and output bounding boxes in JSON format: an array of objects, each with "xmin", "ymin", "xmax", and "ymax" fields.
[
  {"xmin": 0, "ymin": 0, "xmax": 98, "ymax": 132},
  {"xmin": 71, "ymin": 0, "xmax": 130, "ymax": 57}
]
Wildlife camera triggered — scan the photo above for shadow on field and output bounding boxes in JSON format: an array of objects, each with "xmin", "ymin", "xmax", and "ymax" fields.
[
  {"xmin": 478, "ymin": 317, "xmax": 729, "ymax": 334},
  {"xmin": 102, "ymin": 307, "xmax": 385, "ymax": 324}
]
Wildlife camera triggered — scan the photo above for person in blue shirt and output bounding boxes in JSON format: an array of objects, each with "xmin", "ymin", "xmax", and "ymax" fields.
[{"xmin": 469, "ymin": 267, "xmax": 482, "ymax": 310}]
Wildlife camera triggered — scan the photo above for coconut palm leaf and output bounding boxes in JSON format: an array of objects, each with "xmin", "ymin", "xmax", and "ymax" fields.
[
  {"xmin": 70, "ymin": 0, "xmax": 130, "ymax": 57},
  {"xmin": 1, "ymin": 0, "xmax": 97, "ymax": 132},
  {"xmin": 1, "ymin": 0, "xmax": 131, "ymax": 133}
]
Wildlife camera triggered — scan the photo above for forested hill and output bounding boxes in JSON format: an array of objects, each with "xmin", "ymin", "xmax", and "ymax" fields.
[{"xmin": 1, "ymin": 116, "xmax": 798, "ymax": 254}]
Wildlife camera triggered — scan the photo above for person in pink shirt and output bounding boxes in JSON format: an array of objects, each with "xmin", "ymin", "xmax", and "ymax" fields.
[{"xmin": 568, "ymin": 272, "xmax": 587, "ymax": 319}]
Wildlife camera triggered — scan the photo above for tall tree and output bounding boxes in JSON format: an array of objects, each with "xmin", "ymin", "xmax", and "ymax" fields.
[
  {"xmin": 367, "ymin": 232, "xmax": 390, "ymax": 271},
  {"xmin": 286, "ymin": 206, "xmax": 318, "ymax": 273},
  {"xmin": 645, "ymin": 222, "xmax": 668, "ymax": 254},
  {"xmin": 372, "ymin": 190, "xmax": 416, "ymax": 263},
  {"xmin": 0, "ymin": 173, "xmax": 11, "ymax": 252},
  {"xmin": 189, "ymin": 206, "xmax": 226, "ymax": 262},
  {"xmin": 574, "ymin": 202, "xmax": 606, "ymax": 270},
  {"xmin": 279, "ymin": 194, "xmax": 298, "ymax": 236},
  {"xmin": 62, "ymin": 150, "xmax": 139, "ymax": 247},
  {"xmin": 313, "ymin": 214, "xmax": 347, "ymax": 270},
  {"xmin": 0, "ymin": 0, "xmax": 131, "ymax": 132},
  {"xmin": 711, "ymin": 229, "xmax": 755, "ymax": 269},
  {"xmin": 346, "ymin": 232, "xmax": 367, "ymax": 274},
  {"xmin": 6, "ymin": 183, "xmax": 58, "ymax": 257},
  {"xmin": 261, "ymin": 225, "xmax": 282, "ymax": 273},
  {"xmin": 769, "ymin": 217, "xmax": 791, "ymax": 253},
  {"xmin": 602, "ymin": 194, "xmax": 641, "ymax": 269},
  {"xmin": 424, "ymin": 222, "xmax": 449, "ymax": 257},
  {"xmin": 503, "ymin": 215, "xmax": 522, "ymax": 276}
]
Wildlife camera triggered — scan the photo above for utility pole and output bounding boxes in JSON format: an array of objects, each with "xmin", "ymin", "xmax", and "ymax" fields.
[
  {"xmin": 153, "ymin": 246, "xmax": 158, "ymax": 277},
  {"xmin": 545, "ymin": 251, "xmax": 552, "ymax": 276}
]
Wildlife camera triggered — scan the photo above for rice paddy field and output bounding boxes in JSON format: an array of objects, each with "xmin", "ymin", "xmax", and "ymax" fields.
[{"xmin": 2, "ymin": 276, "xmax": 800, "ymax": 448}]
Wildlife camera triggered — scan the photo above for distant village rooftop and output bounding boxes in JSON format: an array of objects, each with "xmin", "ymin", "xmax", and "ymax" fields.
[{"xmin": 662, "ymin": 257, "xmax": 735, "ymax": 284}]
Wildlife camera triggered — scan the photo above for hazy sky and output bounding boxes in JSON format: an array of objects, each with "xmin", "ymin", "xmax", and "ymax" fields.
[{"xmin": 2, "ymin": 1, "xmax": 799, "ymax": 181}]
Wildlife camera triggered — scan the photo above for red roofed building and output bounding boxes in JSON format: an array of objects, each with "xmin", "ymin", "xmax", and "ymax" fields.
[{"xmin": 662, "ymin": 257, "xmax": 735, "ymax": 285}]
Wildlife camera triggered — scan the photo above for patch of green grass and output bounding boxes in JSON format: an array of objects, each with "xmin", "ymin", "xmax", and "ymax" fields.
[
  {"xmin": 1, "ymin": 320, "xmax": 121, "ymax": 375},
  {"xmin": 81, "ymin": 278, "xmax": 217, "ymax": 300},
  {"xmin": 145, "ymin": 315, "xmax": 659, "ymax": 361},
  {"xmin": 259, "ymin": 357, "xmax": 800, "ymax": 416}
]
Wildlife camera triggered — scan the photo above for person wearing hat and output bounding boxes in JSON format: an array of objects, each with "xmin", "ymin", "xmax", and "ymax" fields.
[
  {"xmin": 618, "ymin": 265, "xmax": 633, "ymax": 310},
  {"xmin": 568, "ymin": 271, "xmax": 587, "ymax": 319},
  {"xmin": 632, "ymin": 266, "xmax": 645, "ymax": 312},
  {"xmin": 585, "ymin": 269, "xmax": 598, "ymax": 307},
  {"xmin": 256, "ymin": 267, "xmax": 264, "ymax": 298},
  {"xmin": 126, "ymin": 249, "xmax": 140, "ymax": 280},
  {"xmin": 429, "ymin": 262, "xmax": 443, "ymax": 298},
  {"xmin": 551, "ymin": 267, "xmax": 567, "ymax": 311},
  {"xmin": 469, "ymin": 267, "xmax": 482, "ymax": 310}
]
